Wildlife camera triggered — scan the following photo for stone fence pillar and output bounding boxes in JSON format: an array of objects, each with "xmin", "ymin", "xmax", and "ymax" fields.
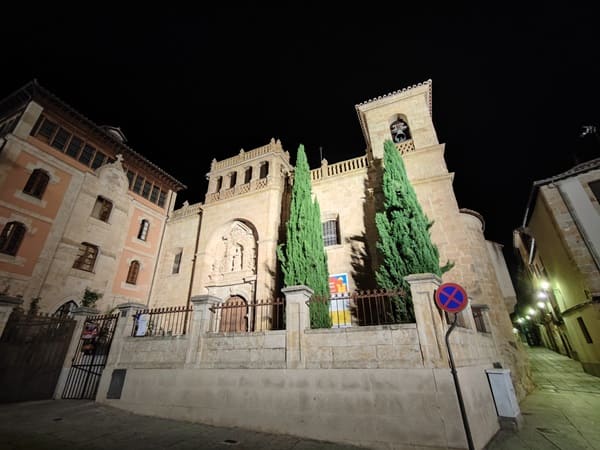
[
  {"xmin": 405, "ymin": 273, "xmax": 446, "ymax": 368},
  {"xmin": 0, "ymin": 295, "xmax": 23, "ymax": 337},
  {"xmin": 187, "ymin": 295, "xmax": 220, "ymax": 366},
  {"xmin": 282, "ymin": 285, "xmax": 312, "ymax": 369},
  {"xmin": 53, "ymin": 306, "xmax": 100, "ymax": 399}
]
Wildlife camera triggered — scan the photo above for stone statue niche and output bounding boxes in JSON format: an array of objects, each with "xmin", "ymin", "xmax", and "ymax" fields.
[{"xmin": 210, "ymin": 221, "xmax": 257, "ymax": 277}]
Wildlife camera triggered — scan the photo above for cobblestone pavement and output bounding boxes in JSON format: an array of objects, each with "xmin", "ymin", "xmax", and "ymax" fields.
[{"xmin": 486, "ymin": 346, "xmax": 600, "ymax": 449}]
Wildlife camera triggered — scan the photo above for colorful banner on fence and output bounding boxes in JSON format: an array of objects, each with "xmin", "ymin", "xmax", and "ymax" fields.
[{"xmin": 329, "ymin": 273, "xmax": 351, "ymax": 327}]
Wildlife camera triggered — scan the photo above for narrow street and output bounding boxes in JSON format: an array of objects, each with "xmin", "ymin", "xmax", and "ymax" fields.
[{"xmin": 487, "ymin": 346, "xmax": 600, "ymax": 449}]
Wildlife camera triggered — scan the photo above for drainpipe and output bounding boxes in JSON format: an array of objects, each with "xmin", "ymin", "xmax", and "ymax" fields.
[
  {"xmin": 146, "ymin": 190, "xmax": 176, "ymax": 307},
  {"xmin": 186, "ymin": 209, "xmax": 203, "ymax": 309}
]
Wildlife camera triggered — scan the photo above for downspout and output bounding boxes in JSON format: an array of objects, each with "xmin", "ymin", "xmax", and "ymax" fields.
[
  {"xmin": 186, "ymin": 209, "xmax": 203, "ymax": 310},
  {"xmin": 146, "ymin": 190, "xmax": 176, "ymax": 307}
]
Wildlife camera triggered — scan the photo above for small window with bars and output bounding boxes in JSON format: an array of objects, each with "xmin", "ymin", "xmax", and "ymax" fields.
[
  {"xmin": 23, "ymin": 168, "xmax": 50, "ymax": 199},
  {"xmin": 91, "ymin": 196, "xmax": 113, "ymax": 222},
  {"xmin": 472, "ymin": 305, "xmax": 489, "ymax": 333},
  {"xmin": 322, "ymin": 219, "xmax": 340, "ymax": 246},
  {"xmin": 73, "ymin": 242, "xmax": 98, "ymax": 272}
]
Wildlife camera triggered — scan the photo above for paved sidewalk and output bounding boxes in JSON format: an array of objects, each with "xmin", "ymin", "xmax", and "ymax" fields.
[
  {"xmin": 486, "ymin": 346, "xmax": 600, "ymax": 450},
  {"xmin": 0, "ymin": 399, "xmax": 365, "ymax": 450}
]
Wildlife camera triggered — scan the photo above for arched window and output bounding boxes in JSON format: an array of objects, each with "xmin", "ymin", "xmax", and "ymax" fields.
[
  {"xmin": 0, "ymin": 221, "xmax": 26, "ymax": 256},
  {"xmin": 137, "ymin": 219, "xmax": 150, "ymax": 241},
  {"xmin": 244, "ymin": 167, "xmax": 253, "ymax": 184},
  {"xmin": 91, "ymin": 196, "xmax": 113, "ymax": 222},
  {"xmin": 126, "ymin": 260, "xmax": 140, "ymax": 284},
  {"xmin": 73, "ymin": 242, "xmax": 99, "ymax": 272},
  {"xmin": 259, "ymin": 161, "xmax": 269, "ymax": 179},
  {"xmin": 390, "ymin": 117, "xmax": 411, "ymax": 143},
  {"xmin": 23, "ymin": 169, "xmax": 50, "ymax": 199},
  {"xmin": 215, "ymin": 176, "xmax": 223, "ymax": 192},
  {"xmin": 55, "ymin": 300, "xmax": 78, "ymax": 317}
]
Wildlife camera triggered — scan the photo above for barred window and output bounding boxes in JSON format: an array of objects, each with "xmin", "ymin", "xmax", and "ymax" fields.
[
  {"xmin": 91, "ymin": 196, "xmax": 113, "ymax": 222},
  {"xmin": 472, "ymin": 306, "xmax": 488, "ymax": 333},
  {"xmin": 126, "ymin": 260, "xmax": 140, "ymax": 284},
  {"xmin": 23, "ymin": 168, "xmax": 50, "ymax": 199},
  {"xmin": 322, "ymin": 219, "xmax": 340, "ymax": 246},
  {"xmin": 137, "ymin": 219, "xmax": 150, "ymax": 241},
  {"xmin": 73, "ymin": 242, "xmax": 98, "ymax": 272},
  {"xmin": 172, "ymin": 250, "xmax": 183, "ymax": 274},
  {"xmin": 0, "ymin": 221, "xmax": 26, "ymax": 256}
]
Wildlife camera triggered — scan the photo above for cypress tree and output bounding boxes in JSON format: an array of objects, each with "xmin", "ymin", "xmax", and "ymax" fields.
[
  {"xmin": 375, "ymin": 139, "xmax": 453, "ymax": 319},
  {"xmin": 278, "ymin": 144, "xmax": 331, "ymax": 328}
]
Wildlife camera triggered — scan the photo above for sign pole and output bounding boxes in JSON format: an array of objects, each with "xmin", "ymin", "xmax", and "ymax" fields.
[{"xmin": 445, "ymin": 314, "xmax": 475, "ymax": 450}]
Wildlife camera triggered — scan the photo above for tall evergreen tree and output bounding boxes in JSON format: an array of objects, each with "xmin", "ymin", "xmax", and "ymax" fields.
[
  {"xmin": 375, "ymin": 139, "xmax": 453, "ymax": 318},
  {"xmin": 278, "ymin": 144, "xmax": 331, "ymax": 328}
]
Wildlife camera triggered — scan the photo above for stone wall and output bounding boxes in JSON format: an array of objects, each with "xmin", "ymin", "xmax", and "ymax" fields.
[{"xmin": 91, "ymin": 275, "xmax": 508, "ymax": 450}]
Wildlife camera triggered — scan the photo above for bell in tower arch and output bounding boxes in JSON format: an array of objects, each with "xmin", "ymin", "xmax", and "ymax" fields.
[{"xmin": 390, "ymin": 117, "xmax": 411, "ymax": 143}]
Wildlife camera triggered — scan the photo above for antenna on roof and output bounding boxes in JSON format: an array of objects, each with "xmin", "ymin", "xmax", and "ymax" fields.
[{"xmin": 319, "ymin": 146, "xmax": 323, "ymax": 162}]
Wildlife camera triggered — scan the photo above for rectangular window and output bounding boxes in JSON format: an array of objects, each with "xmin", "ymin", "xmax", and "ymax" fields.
[
  {"xmin": 472, "ymin": 306, "xmax": 488, "ymax": 333},
  {"xmin": 65, "ymin": 136, "xmax": 83, "ymax": 158},
  {"xmin": 91, "ymin": 196, "xmax": 113, "ymax": 222},
  {"xmin": 91, "ymin": 152, "xmax": 107, "ymax": 169},
  {"xmin": 133, "ymin": 175, "xmax": 144, "ymax": 194},
  {"xmin": 142, "ymin": 180, "xmax": 152, "ymax": 199},
  {"xmin": 126, "ymin": 170, "xmax": 135, "ymax": 189},
  {"xmin": 150, "ymin": 186, "xmax": 160, "ymax": 203},
  {"xmin": 73, "ymin": 243, "xmax": 98, "ymax": 272},
  {"xmin": 323, "ymin": 219, "xmax": 340, "ymax": 246},
  {"xmin": 51, "ymin": 128, "xmax": 71, "ymax": 151},
  {"xmin": 37, "ymin": 118, "xmax": 58, "ymax": 142},
  {"xmin": 78, "ymin": 144, "xmax": 95, "ymax": 166},
  {"xmin": 158, "ymin": 190, "xmax": 167, "ymax": 208},
  {"xmin": 172, "ymin": 250, "xmax": 182, "ymax": 274},
  {"xmin": 577, "ymin": 317, "xmax": 593, "ymax": 343}
]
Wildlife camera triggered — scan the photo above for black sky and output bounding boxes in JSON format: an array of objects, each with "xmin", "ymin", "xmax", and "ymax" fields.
[{"xmin": 2, "ymin": 6, "xmax": 600, "ymax": 270}]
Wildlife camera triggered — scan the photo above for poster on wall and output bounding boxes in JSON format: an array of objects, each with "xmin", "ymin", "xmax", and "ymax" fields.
[
  {"xmin": 328, "ymin": 273, "xmax": 352, "ymax": 328},
  {"xmin": 134, "ymin": 313, "xmax": 150, "ymax": 337}
]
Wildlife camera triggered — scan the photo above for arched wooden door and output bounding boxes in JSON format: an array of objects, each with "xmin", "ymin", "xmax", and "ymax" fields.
[{"xmin": 219, "ymin": 296, "xmax": 248, "ymax": 332}]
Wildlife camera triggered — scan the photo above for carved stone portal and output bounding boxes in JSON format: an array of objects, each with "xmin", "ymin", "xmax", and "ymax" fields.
[{"xmin": 210, "ymin": 221, "xmax": 257, "ymax": 276}]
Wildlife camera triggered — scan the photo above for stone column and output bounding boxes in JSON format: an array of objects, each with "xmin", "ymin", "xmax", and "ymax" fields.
[
  {"xmin": 405, "ymin": 273, "xmax": 446, "ymax": 368},
  {"xmin": 187, "ymin": 295, "xmax": 220, "ymax": 366},
  {"xmin": 282, "ymin": 285, "xmax": 312, "ymax": 369},
  {"xmin": 0, "ymin": 295, "xmax": 23, "ymax": 337},
  {"xmin": 53, "ymin": 306, "xmax": 100, "ymax": 399}
]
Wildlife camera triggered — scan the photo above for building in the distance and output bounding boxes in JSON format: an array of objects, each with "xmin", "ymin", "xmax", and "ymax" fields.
[
  {"xmin": 514, "ymin": 157, "xmax": 600, "ymax": 377},
  {"xmin": 0, "ymin": 80, "xmax": 531, "ymax": 395},
  {"xmin": 0, "ymin": 81, "xmax": 185, "ymax": 315}
]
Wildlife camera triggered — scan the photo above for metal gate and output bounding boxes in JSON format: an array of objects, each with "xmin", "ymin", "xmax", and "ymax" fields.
[
  {"xmin": 0, "ymin": 309, "xmax": 76, "ymax": 403},
  {"xmin": 62, "ymin": 313, "xmax": 119, "ymax": 400}
]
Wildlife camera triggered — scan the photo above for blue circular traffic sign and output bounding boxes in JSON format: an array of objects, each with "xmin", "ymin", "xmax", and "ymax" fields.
[{"xmin": 435, "ymin": 283, "xmax": 468, "ymax": 313}]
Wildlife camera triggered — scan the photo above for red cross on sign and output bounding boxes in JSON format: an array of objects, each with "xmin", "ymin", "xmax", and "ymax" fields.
[{"xmin": 435, "ymin": 283, "xmax": 468, "ymax": 313}]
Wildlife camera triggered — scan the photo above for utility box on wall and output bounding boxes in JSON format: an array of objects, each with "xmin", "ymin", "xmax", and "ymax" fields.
[{"xmin": 485, "ymin": 368, "xmax": 522, "ymax": 430}]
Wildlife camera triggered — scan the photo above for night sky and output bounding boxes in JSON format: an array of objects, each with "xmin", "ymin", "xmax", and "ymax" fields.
[{"xmin": 2, "ymin": 7, "xmax": 600, "ymax": 275}]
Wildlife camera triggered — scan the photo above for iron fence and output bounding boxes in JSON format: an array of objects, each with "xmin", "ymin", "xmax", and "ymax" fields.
[
  {"xmin": 308, "ymin": 289, "xmax": 413, "ymax": 328},
  {"xmin": 209, "ymin": 298, "xmax": 285, "ymax": 333},
  {"xmin": 131, "ymin": 306, "xmax": 192, "ymax": 337}
]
